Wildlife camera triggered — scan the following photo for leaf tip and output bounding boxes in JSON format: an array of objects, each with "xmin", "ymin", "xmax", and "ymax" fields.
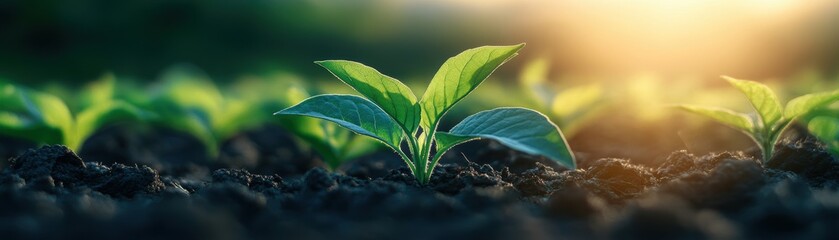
[
  {"xmin": 721, "ymin": 75, "xmax": 740, "ymax": 83},
  {"xmin": 273, "ymin": 109, "xmax": 288, "ymax": 116}
]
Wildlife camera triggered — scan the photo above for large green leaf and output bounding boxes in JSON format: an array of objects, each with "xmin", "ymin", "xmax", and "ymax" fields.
[
  {"xmin": 275, "ymin": 94, "xmax": 404, "ymax": 149},
  {"xmin": 723, "ymin": 76, "xmax": 783, "ymax": 128},
  {"xmin": 317, "ymin": 60, "xmax": 420, "ymax": 134},
  {"xmin": 808, "ymin": 115, "xmax": 839, "ymax": 156},
  {"xmin": 677, "ymin": 105, "xmax": 754, "ymax": 133},
  {"xmin": 435, "ymin": 107, "xmax": 575, "ymax": 169},
  {"xmin": 784, "ymin": 89, "xmax": 839, "ymax": 119},
  {"xmin": 419, "ymin": 44, "xmax": 525, "ymax": 129}
]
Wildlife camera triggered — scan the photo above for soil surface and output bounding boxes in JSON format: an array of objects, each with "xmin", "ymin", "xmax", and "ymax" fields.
[{"xmin": 1, "ymin": 126, "xmax": 838, "ymax": 240}]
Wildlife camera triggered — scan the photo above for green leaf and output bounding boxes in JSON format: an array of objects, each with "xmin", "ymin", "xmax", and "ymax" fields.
[
  {"xmin": 808, "ymin": 115, "xmax": 839, "ymax": 156},
  {"xmin": 72, "ymin": 101, "xmax": 151, "ymax": 151},
  {"xmin": 0, "ymin": 82, "xmax": 73, "ymax": 146},
  {"xmin": 435, "ymin": 107, "xmax": 575, "ymax": 169},
  {"xmin": 519, "ymin": 58, "xmax": 549, "ymax": 87},
  {"xmin": 275, "ymin": 94, "xmax": 404, "ymax": 149},
  {"xmin": 146, "ymin": 98, "xmax": 218, "ymax": 157},
  {"xmin": 518, "ymin": 58, "xmax": 555, "ymax": 107},
  {"xmin": 723, "ymin": 76, "xmax": 783, "ymax": 128},
  {"xmin": 158, "ymin": 66, "xmax": 224, "ymax": 122},
  {"xmin": 677, "ymin": 105, "xmax": 754, "ymax": 133},
  {"xmin": 78, "ymin": 73, "xmax": 117, "ymax": 110},
  {"xmin": 419, "ymin": 44, "xmax": 525, "ymax": 129},
  {"xmin": 784, "ymin": 89, "xmax": 839, "ymax": 119},
  {"xmin": 213, "ymin": 98, "xmax": 266, "ymax": 140},
  {"xmin": 316, "ymin": 60, "xmax": 420, "ymax": 134}
]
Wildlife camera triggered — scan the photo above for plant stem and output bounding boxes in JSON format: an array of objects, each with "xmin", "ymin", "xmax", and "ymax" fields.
[
  {"xmin": 425, "ymin": 149, "xmax": 446, "ymax": 180},
  {"xmin": 406, "ymin": 136, "xmax": 424, "ymax": 183},
  {"xmin": 396, "ymin": 149, "xmax": 417, "ymax": 176},
  {"xmin": 418, "ymin": 127, "xmax": 436, "ymax": 184},
  {"xmin": 762, "ymin": 141, "xmax": 774, "ymax": 163}
]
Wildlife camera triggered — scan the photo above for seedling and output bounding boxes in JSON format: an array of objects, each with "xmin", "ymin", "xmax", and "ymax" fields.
[
  {"xmin": 677, "ymin": 76, "xmax": 839, "ymax": 162},
  {"xmin": 519, "ymin": 58, "xmax": 606, "ymax": 137},
  {"xmin": 0, "ymin": 78, "xmax": 150, "ymax": 151},
  {"xmin": 143, "ymin": 67, "xmax": 272, "ymax": 157},
  {"xmin": 276, "ymin": 44, "xmax": 575, "ymax": 184},
  {"xmin": 806, "ymin": 109, "xmax": 839, "ymax": 157}
]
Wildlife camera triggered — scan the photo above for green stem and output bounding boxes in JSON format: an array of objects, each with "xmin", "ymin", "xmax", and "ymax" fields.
[
  {"xmin": 406, "ymin": 136, "xmax": 424, "ymax": 182},
  {"xmin": 396, "ymin": 149, "xmax": 417, "ymax": 176},
  {"xmin": 418, "ymin": 126, "xmax": 437, "ymax": 184},
  {"xmin": 425, "ymin": 148, "xmax": 447, "ymax": 181},
  {"xmin": 762, "ymin": 140, "xmax": 774, "ymax": 163}
]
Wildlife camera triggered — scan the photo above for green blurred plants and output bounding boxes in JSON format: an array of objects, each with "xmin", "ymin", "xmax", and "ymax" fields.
[
  {"xmin": 0, "ymin": 76, "xmax": 151, "ymax": 151},
  {"xmin": 678, "ymin": 76, "xmax": 839, "ymax": 162},
  {"xmin": 518, "ymin": 58, "xmax": 607, "ymax": 137},
  {"xmin": 806, "ymin": 111, "xmax": 838, "ymax": 157},
  {"xmin": 138, "ymin": 67, "xmax": 383, "ymax": 163}
]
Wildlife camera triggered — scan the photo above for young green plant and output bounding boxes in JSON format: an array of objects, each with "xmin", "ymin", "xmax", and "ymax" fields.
[
  {"xmin": 143, "ymin": 67, "xmax": 274, "ymax": 157},
  {"xmin": 0, "ymin": 77, "xmax": 150, "ymax": 151},
  {"xmin": 805, "ymin": 109, "xmax": 839, "ymax": 157},
  {"xmin": 518, "ymin": 58, "xmax": 606, "ymax": 137},
  {"xmin": 276, "ymin": 44, "xmax": 576, "ymax": 184},
  {"xmin": 677, "ymin": 76, "xmax": 839, "ymax": 162}
]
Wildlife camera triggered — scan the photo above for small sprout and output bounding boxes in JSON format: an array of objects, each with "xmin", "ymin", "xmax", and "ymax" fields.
[
  {"xmin": 276, "ymin": 44, "xmax": 576, "ymax": 184},
  {"xmin": 677, "ymin": 76, "xmax": 839, "ymax": 162},
  {"xmin": 518, "ymin": 58, "xmax": 606, "ymax": 137},
  {"xmin": 0, "ymin": 77, "xmax": 151, "ymax": 151},
  {"xmin": 143, "ymin": 66, "xmax": 271, "ymax": 157},
  {"xmin": 806, "ymin": 109, "xmax": 839, "ymax": 157}
]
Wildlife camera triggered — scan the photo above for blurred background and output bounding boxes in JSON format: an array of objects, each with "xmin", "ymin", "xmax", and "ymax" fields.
[
  {"xmin": 1, "ymin": 0, "xmax": 838, "ymax": 168},
  {"xmin": 3, "ymin": 0, "xmax": 839, "ymax": 83}
]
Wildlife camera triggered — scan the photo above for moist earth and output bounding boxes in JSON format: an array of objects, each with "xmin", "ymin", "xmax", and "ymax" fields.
[{"xmin": 0, "ymin": 132, "xmax": 838, "ymax": 240}]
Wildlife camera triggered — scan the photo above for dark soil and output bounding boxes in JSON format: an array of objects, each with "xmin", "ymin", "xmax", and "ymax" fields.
[{"xmin": 1, "ymin": 126, "xmax": 838, "ymax": 239}]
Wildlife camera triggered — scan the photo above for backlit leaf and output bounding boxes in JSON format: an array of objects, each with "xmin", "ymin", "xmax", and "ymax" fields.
[
  {"xmin": 317, "ymin": 60, "xmax": 420, "ymax": 134},
  {"xmin": 435, "ymin": 107, "xmax": 575, "ymax": 169},
  {"xmin": 784, "ymin": 89, "xmax": 839, "ymax": 119},
  {"xmin": 420, "ymin": 44, "xmax": 524, "ymax": 129},
  {"xmin": 276, "ymin": 94, "xmax": 403, "ymax": 149},
  {"xmin": 677, "ymin": 105, "xmax": 754, "ymax": 133},
  {"xmin": 723, "ymin": 76, "xmax": 783, "ymax": 128}
]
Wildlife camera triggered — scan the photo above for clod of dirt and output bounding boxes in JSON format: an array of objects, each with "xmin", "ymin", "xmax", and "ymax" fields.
[
  {"xmin": 8, "ymin": 145, "xmax": 87, "ymax": 186},
  {"xmin": 212, "ymin": 168, "xmax": 284, "ymax": 194},
  {"xmin": 655, "ymin": 150, "xmax": 697, "ymax": 181},
  {"xmin": 571, "ymin": 158, "xmax": 657, "ymax": 203},
  {"xmin": 427, "ymin": 162, "xmax": 511, "ymax": 195},
  {"xmin": 91, "ymin": 163, "xmax": 165, "ymax": 198},
  {"xmin": 511, "ymin": 162, "xmax": 562, "ymax": 197},
  {"xmin": 767, "ymin": 138, "xmax": 839, "ymax": 187},
  {"xmin": 6, "ymin": 145, "xmax": 166, "ymax": 198}
]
